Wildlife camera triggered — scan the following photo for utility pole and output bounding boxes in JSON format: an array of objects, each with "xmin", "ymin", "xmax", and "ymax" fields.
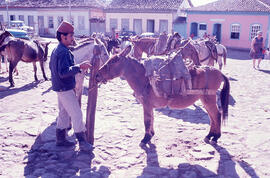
[
  {"xmin": 69, "ymin": 0, "xmax": 71, "ymax": 23},
  {"xmin": 6, "ymin": 0, "xmax": 9, "ymax": 28}
]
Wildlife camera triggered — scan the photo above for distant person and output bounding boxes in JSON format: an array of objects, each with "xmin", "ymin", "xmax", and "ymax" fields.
[
  {"xmin": 250, "ymin": 31, "xmax": 264, "ymax": 69},
  {"xmin": 49, "ymin": 21, "xmax": 93, "ymax": 152}
]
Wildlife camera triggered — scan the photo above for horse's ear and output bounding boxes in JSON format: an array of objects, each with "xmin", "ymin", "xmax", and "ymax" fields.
[{"xmin": 119, "ymin": 45, "xmax": 132, "ymax": 57}]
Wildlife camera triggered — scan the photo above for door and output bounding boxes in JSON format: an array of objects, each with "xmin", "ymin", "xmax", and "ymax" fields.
[
  {"xmin": 190, "ymin": 22, "xmax": 198, "ymax": 37},
  {"xmin": 133, "ymin": 19, "xmax": 142, "ymax": 35},
  {"xmin": 159, "ymin": 20, "xmax": 168, "ymax": 33},
  {"xmin": 147, "ymin": 19, "xmax": 154, "ymax": 33},
  {"xmin": 213, "ymin": 23, "xmax": 222, "ymax": 42},
  {"xmin": 198, "ymin": 23, "xmax": 207, "ymax": 38},
  {"xmin": 121, "ymin": 18, "xmax": 129, "ymax": 31},
  {"xmin": 38, "ymin": 16, "xmax": 44, "ymax": 35}
]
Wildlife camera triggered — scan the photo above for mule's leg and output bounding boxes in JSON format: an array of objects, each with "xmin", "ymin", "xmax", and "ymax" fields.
[
  {"xmin": 33, "ymin": 62, "xmax": 38, "ymax": 81},
  {"xmin": 141, "ymin": 105, "xmax": 154, "ymax": 144},
  {"xmin": 39, "ymin": 60, "xmax": 48, "ymax": 81},
  {"xmin": 8, "ymin": 60, "xmax": 19, "ymax": 87},
  {"xmin": 200, "ymin": 95, "xmax": 221, "ymax": 143}
]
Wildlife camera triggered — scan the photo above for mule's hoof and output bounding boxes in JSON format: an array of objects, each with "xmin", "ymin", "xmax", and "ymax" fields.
[
  {"xmin": 139, "ymin": 142, "xmax": 146, "ymax": 148},
  {"xmin": 210, "ymin": 140, "xmax": 217, "ymax": 145},
  {"xmin": 204, "ymin": 137, "xmax": 210, "ymax": 144},
  {"xmin": 141, "ymin": 134, "xmax": 152, "ymax": 144}
]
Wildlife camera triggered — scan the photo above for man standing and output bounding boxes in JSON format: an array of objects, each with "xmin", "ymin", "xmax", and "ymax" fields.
[{"xmin": 49, "ymin": 21, "xmax": 93, "ymax": 152}]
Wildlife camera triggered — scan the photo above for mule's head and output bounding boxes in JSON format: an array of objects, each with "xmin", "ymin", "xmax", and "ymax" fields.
[
  {"xmin": 0, "ymin": 30, "xmax": 13, "ymax": 46},
  {"xmin": 96, "ymin": 45, "xmax": 131, "ymax": 83},
  {"xmin": 94, "ymin": 38, "xmax": 109, "ymax": 65}
]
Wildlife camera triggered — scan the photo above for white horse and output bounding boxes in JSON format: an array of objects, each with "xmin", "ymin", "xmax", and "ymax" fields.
[
  {"xmin": 191, "ymin": 40, "xmax": 217, "ymax": 66},
  {"xmin": 71, "ymin": 38, "xmax": 109, "ymax": 105},
  {"xmin": 215, "ymin": 43, "xmax": 227, "ymax": 70}
]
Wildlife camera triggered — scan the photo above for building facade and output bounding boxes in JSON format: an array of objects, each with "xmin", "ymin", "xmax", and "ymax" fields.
[
  {"xmin": 185, "ymin": 0, "xmax": 270, "ymax": 50},
  {"xmin": 0, "ymin": 0, "xmax": 105, "ymax": 37},
  {"xmin": 105, "ymin": 0, "xmax": 193, "ymax": 37}
]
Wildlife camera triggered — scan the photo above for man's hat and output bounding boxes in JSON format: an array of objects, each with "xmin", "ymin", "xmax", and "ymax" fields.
[{"xmin": 57, "ymin": 21, "xmax": 74, "ymax": 34}]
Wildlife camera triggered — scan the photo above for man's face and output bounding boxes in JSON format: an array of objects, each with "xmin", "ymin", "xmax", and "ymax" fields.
[{"xmin": 61, "ymin": 33, "xmax": 74, "ymax": 46}]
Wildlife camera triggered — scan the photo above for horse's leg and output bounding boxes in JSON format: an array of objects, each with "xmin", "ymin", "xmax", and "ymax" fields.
[
  {"xmin": 75, "ymin": 73, "xmax": 84, "ymax": 107},
  {"xmin": 141, "ymin": 105, "xmax": 154, "ymax": 144},
  {"xmin": 33, "ymin": 62, "xmax": 38, "ymax": 81},
  {"xmin": 217, "ymin": 56, "xmax": 223, "ymax": 70},
  {"xmin": 39, "ymin": 60, "xmax": 48, "ymax": 81},
  {"xmin": 200, "ymin": 95, "xmax": 221, "ymax": 143}
]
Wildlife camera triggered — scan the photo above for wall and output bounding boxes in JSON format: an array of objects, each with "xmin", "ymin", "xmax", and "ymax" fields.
[{"xmin": 105, "ymin": 12, "xmax": 173, "ymax": 34}]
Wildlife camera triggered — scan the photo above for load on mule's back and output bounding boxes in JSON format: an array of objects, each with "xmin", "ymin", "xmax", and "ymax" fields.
[
  {"xmin": 0, "ymin": 30, "xmax": 50, "ymax": 87},
  {"xmin": 144, "ymin": 51, "xmax": 192, "ymax": 98}
]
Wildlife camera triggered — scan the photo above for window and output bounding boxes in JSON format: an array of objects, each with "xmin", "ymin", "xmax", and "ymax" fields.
[
  {"xmin": 10, "ymin": 15, "xmax": 15, "ymax": 21},
  {"xmin": 19, "ymin": 15, "xmax": 24, "ymax": 21},
  {"xmin": 199, "ymin": 24, "xmax": 207, "ymax": 30},
  {"xmin": 57, "ymin": 16, "xmax": 63, "ymax": 26},
  {"xmin": 250, "ymin": 24, "xmax": 261, "ymax": 39},
  {"xmin": 28, "ymin": 15, "xmax": 34, "ymax": 27},
  {"xmin": 110, "ymin": 18, "xmax": 117, "ymax": 32},
  {"xmin": 78, "ymin": 16, "xmax": 85, "ymax": 30},
  {"xmin": 231, "ymin": 23, "xmax": 240, "ymax": 39},
  {"xmin": 48, "ymin": 16, "xmax": 54, "ymax": 28}
]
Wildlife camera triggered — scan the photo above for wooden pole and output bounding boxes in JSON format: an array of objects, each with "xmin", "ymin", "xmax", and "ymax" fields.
[{"xmin": 85, "ymin": 46, "xmax": 100, "ymax": 144}]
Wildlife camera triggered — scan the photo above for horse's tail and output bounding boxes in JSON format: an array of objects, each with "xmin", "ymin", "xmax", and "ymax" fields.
[
  {"xmin": 220, "ymin": 73, "xmax": 230, "ymax": 122},
  {"xmin": 223, "ymin": 46, "xmax": 227, "ymax": 66}
]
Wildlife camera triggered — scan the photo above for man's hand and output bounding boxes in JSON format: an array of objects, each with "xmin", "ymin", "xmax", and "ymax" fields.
[{"xmin": 79, "ymin": 61, "xmax": 92, "ymax": 70}]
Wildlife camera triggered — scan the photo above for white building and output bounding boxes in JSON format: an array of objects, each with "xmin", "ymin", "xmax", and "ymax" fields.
[
  {"xmin": 0, "ymin": 0, "xmax": 105, "ymax": 37},
  {"xmin": 105, "ymin": 0, "xmax": 193, "ymax": 36}
]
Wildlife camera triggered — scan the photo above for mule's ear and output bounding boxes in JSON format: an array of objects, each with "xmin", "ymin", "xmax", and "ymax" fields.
[
  {"xmin": 94, "ymin": 38, "xmax": 101, "ymax": 45},
  {"xmin": 120, "ymin": 45, "xmax": 132, "ymax": 57}
]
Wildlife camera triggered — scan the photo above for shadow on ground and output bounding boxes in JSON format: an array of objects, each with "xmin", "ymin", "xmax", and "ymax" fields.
[
  {"xmin": 0, "ymin": 81, "xmax": 40, "ymax": 99},
  {"xmin": 138, "ymin": 142, "xmax": 259, "ymax": 178},
  {"xmin": 24, "ymin": 123, "xmax": 110, "ymax": 178},
  {"xmin": 227, "ymin": 49, "xmax": 250, "ymax": 60}
]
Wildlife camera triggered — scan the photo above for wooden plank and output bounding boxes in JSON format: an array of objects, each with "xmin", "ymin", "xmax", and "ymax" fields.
[{"xmin": 85, "ymin": 46, "xmax": 100, "ymax": 144}]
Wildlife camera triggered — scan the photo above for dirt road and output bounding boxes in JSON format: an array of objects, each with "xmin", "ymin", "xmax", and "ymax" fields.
[{"xmin": 0, "ymin": 46, "xmax": 269, "ymax": 177}]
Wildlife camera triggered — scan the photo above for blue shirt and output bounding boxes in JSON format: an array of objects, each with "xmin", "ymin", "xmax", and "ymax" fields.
[{"xmin": 49, "ymin": 43, "xmax": 80, "ymax": 92}]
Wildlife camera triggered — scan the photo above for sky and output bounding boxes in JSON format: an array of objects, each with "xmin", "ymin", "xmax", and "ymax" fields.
[{"xmin": 191, "ymin": 0, "xmax": 218, "ymax": 7}]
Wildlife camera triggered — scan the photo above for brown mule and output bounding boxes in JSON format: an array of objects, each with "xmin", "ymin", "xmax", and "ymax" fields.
[
  {"xmin": 96, "ymin": 46, "xmax": 230, "ymax": 145},
  {"xmin": 0, "ymin": 31, "xmax": 50, "ymax": 87}
]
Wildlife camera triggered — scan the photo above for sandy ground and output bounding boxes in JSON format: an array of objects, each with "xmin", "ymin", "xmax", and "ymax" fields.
[{"xmin": 0, "ymin": 42, "xmax": 270, "ymax": 178}]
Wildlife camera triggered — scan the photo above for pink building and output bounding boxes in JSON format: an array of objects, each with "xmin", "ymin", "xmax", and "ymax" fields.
[{"xmin": 185, "ymin": 0, "xmax": 270, "ymax": 50}]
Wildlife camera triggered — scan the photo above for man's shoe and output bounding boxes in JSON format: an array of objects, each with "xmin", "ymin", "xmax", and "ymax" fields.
[
  {"xmin": 56, "ymin": 129, "xmax": 76, "ymax": 147},
  {"xmin": 75, "ymin": 132, "xmax": 94, "ymax": 152},
  {"xmin": 78, "ymin": 141, "xmax": 94, "ymax": 152}
]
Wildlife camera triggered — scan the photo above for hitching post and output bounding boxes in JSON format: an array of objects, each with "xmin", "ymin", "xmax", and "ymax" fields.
[{"xmin": 86, "ymin": 45, "xmax": 100, "ymax": 144}]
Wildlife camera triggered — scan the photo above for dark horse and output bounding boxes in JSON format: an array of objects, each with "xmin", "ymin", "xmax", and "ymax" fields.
[
  {"xmin": 0, "ymin": 31, "xmax": 50, "ymax": 87},
  {"xmin": 95, "ymin": 46, "xmax": 230, "ymax": 145},
  {"xmin": 106, "ymin": 38, "xmax": 121, "ymax": 55}
]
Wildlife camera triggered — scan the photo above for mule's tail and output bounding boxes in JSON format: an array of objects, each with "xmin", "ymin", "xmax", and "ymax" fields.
[
  {"xmin": 223, "ymin": 47, "xmax": 227, "ymax": 66},
  {"xmin": 0, "ymin": 44, "xmax": 7, "ymax": 53},
  {"xmin": 220, "ymin": 73, "xmax": 230, "ymax": 122}
]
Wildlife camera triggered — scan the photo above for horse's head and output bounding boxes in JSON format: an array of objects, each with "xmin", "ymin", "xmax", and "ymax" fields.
[{"xmin": 96, "ymin": 45, "xmax": 131, "ymax": 84}]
